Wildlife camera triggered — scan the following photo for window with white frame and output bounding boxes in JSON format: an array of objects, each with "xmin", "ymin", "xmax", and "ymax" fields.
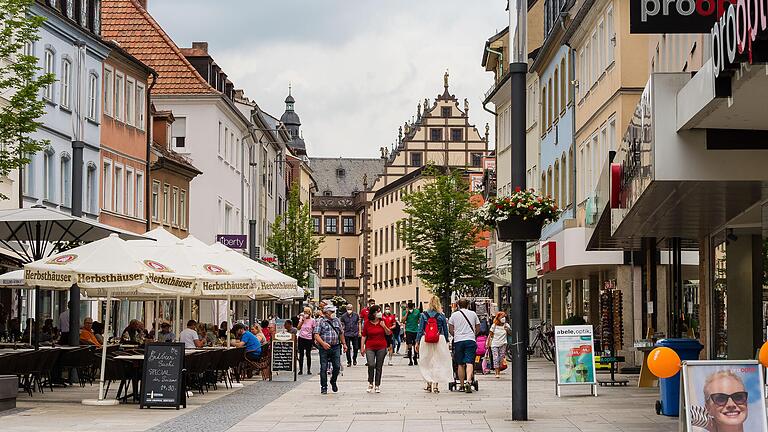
[
  {"xmin": 608, "ymin": 116, "xmax": 617, "ymax": 152},
  {"xmin": 87, "ymin": 73, "xmax": 98, "ymax": 120},
  {"xmin": 43, "ymin": 49, "xmax": 55, "ymax": 101},
  {"xmin": 60, "ymin": 153, "xmax": 71, "ymax": 207},
  {"xmin": 171, "ymin": 187, "xmax": 178, "ymax": 226},
  {"xmin": 136, "ymin": 83, "xmax": 145, "ymax": 130},
  {"xmin": 61, "ymin": 59, "xmax": 71, "ymax": 108},
  {"xmin": 607, "ymin": 5, "xmax": 615, "ymax": 65},
  {"xmin": 180, "ymin": 189, "xmax": 187, "ymax": 229},
  {"xmin": 217, "ymin": 122, "xmax": 222, "ymax": 155},
  {"xmin": 103, "ymin": 67, "xmax": 113, "ymax": 116},
  {"xmin": 578, "ymin": 49, "xmax": 585, "ymax": 99},
  {"xmin": 598, "ymin": 18, "xmax": 606, "ymax": 72},
  {"xmin": 590, "ymin": 31, "xmax": 598, "ymax": 86},
  {"xmin": 86, "ymin": 163, "xmax": 96, "ymax": 213},
  {"xmin": 114, "ymin": 72, "xmax": 124, "ymax": 121},
  {"xmin": 553, "ymin": 69, "xmax": 559, "ymax": 118},
  {"xmin": 591, "ymin": 134, "xmax": 599, "ymax": 194},
  {"xmin": 103, "ymin": 160, "xmax": 112, "ymax": 211},
  {"xmin": 172, "ymin": 117, "xmax": 186, "ymax": 149},
  {"xmin": 136, "ymin": 171, "xmax": 144, "ymax": 219},
  {"xmin": 230, "ymin": 132, "xmax": 235, "ymax": 165},
  {"xmin": 43, "ymin": 149, "xmax": 55, "ymax": 201},
  {"xmin": 162, "ymin": 184, "xmax": 170, "ymax": 224},
  {"xmin": 114, "ymin": 164, "xmax": 124, "ymax": 214},
  {"xmin": 560, "ymin": 57, "xmax": 567, "ymax": 109},
  {"xmin": 151, "ymin": 180, "xmax": 160, "ymax": 221},
  {"xmin": 126, "ymin": 168, "xmax": 134, "ymax": 217},
  {"xmin": 23, "ymin": 154, "xmax": 34, "ymax": 195},
  {"xmin": 126, "ymin": 77, "xmax": 135, "ymax": 126},
  {"xmin": 224, "ymin": 203, "xmax": 232, "ymax": 232},
  {"xmin": 223, "ymin": 126, "xmax": 229, "ymax": 160}
]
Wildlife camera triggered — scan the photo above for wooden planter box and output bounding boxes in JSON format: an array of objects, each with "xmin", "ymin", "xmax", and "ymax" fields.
[{"xmin": 496, "ymin": 217, "xmax": 543, "ymax": 242}]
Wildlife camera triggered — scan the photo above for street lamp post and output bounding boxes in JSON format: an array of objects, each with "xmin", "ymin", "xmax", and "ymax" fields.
[
  {"xmin": 335, "ymin": 238, "xmax": 341, "ymax": 297},
  {"xmin": 509, "ymin": 0, "xmax": 529, "ymax": 421}
]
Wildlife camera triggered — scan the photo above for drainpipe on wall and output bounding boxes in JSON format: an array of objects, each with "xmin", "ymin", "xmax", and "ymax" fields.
[{"xmin": 145, "ymin": 72, "xmax": 157, "ymax": 232}]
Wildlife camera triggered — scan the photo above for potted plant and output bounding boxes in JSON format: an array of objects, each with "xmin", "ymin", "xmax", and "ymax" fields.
[{"xmin": 475, "ymin": 188, "xmax": 560, "ymax": 241}]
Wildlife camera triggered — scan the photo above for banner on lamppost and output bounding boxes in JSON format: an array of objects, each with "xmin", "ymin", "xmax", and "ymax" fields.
[{"xmin": 554, "ymin": 325, "xmax": 597, "ymax": 396}]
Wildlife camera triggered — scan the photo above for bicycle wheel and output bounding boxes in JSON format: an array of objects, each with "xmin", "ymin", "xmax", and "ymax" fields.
[{"xmin": 541, "ymin": 340, "xmax": 554, "ymax": 362}]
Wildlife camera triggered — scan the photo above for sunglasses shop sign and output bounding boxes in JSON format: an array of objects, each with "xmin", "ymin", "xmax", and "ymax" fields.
[{"xmin": 681, "ymin": 360, "xmax": 767, "ymax": 431}]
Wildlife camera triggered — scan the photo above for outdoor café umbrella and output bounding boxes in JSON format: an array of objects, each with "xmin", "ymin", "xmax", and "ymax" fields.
[
  {"xmin": 0, "ymin": 269, "xmax": 32, "ymax": 345},
  {"xmin": 208, "ymin": 242, "xmax": 300, "ymax": 298},
  {"xmin": 24, "ymin": 234, "xmax": 191, "ymax": 406}
]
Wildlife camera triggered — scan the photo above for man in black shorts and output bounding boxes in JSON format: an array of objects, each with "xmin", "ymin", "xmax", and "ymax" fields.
[{"xmin": 402, "ymin": 302, "xmax": 420, "ymax": 366}]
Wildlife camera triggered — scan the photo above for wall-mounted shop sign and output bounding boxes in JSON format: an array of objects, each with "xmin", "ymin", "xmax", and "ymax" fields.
[
  {"xmin": 216, "ymin": 234, "xmax": 247, "ymax": 250},
  {"xmin": 630, "ymin": 0, "xmax": 735, "ymax": 33},
  {"xmin": 541, "ymin": 241, "xmax": 557, "ymax": 274},
  {"xmin": 710, "ymin": 0, "xmax": 768, "ymax": 81}
]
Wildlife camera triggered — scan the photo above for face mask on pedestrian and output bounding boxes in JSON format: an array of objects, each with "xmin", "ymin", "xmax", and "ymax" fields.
[
  {"xmin": 346, "ymin": 307, "xmax": 352, "ymax": 313},
  {"xmin": 385, "ymin": 309, "xmax": 391, "ymax": 314},
  {"xmin": 376, "ymin": 312, "xmax": 383, "ymax": 319},
  {"xmin": 500, "ymin": 317, "xmax": 506, "ymax": 324}
]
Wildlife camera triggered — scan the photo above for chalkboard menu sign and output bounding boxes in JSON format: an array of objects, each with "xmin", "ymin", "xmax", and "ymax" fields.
[
  {"xmin": 140, "ymin": 343, "xmax": 186, "ymax": 409},
  {"xmin": 271, "ymin": 339, "xmax": 296, "ymax": 381}
]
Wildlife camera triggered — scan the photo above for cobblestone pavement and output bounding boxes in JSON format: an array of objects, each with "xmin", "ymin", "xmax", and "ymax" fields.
[
  {"xmin": 0, "ymin": 351, "xmax": 679, "ymax": 431},
  {"xmin": 229, "ymin": 352, "xmax": 678, "ymax": 432}
]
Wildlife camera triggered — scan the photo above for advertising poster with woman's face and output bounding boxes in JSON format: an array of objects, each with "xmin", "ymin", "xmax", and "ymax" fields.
[{"xmin": 683, "ymin": 361, "xmax": 767, "ymax": 432}]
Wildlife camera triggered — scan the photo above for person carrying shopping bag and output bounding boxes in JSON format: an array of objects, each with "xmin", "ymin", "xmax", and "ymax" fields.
[
  {"xmin": 486, "ymin": 311, "xmax": 512, "ymax": 378},
  {"xmin": 415, "ymin": 296, "xmax": 453, "ymax": 393}
]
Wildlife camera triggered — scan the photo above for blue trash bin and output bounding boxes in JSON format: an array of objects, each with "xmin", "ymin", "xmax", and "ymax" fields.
[{"xmin": 654, "ymin": 338, "xmax": 704, "ymax": 416}]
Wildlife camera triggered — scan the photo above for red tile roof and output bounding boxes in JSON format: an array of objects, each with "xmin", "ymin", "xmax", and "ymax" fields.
[{"xmin": 101, "ymin": 0, "xmax": 216, "ymax": 95}]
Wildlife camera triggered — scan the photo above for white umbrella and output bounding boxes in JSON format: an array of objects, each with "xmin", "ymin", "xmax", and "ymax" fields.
[
  {"xmin": 209, "ymin": 243, "xmax": 299, "ymax": 295},
  {"xmin": 24, "ymin": 234, "xmax": 190, "ymax": 406},
  {"xmin": 0, "ymin": 269, "xmax": 25, "ymax": 287}
]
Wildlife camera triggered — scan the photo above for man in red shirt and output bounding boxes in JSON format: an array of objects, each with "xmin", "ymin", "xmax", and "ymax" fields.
[{"xmin": 383, "ymin": 306, "xmax": 398, "ymax": 366}]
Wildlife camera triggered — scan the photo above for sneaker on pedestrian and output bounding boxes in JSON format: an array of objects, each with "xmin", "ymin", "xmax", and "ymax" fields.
[
  {"xmin": 331, "ymin": 382, "xmax": 338, "ymax": 393},
  {"xmin": 374, "ymin": 386, "xmax": 381, "ymax": 393},
  {"xmin": 464, "ymin": 383, "xmax": 473, "ymax": 394},
  {"xmin": 353, "ymin": 360, "xmax": 357, "ymax": 366},
  {"xmin": 388, "ymin": 360, "xmax": 393, "ymax": 366},
  {"xmin": 347, "ymin": 362, "xmax": 352, "ymax": 367},
  {"xmin": 424, "ymin": 383, "xmax": 432, "ymax": 393},
  {"xmin": 321, "ymin": 388, "xmax": 328, "ymax": 394},
  {"xmin": 298, "ymin": 370, "xmax": 303, "ymax": 375},
  {"xmin": 366, "ymin": 384, "xmax": 373, "ymax": 393},
  {"xmin": 408, "ymin": 360, "xmax": 413, "ymax": 366}
]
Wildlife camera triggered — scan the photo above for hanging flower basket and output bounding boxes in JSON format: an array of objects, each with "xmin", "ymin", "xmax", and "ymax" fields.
[
  {"xmin": 474, "ymin": 188, "xmax": 560, "ymax": 242},
  {"xmin": 496, "ymin": 216, "xmax": 544, "ymax": 242}
]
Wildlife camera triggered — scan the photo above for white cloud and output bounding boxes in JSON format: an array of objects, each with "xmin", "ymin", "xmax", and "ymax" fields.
[{"xmin": 149, "ymin": 0, "xmax": 508, "ymax": 157}]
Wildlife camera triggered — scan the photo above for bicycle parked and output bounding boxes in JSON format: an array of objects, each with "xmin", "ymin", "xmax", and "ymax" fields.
[{"xmin": 509, "ymin": 321, "xmax": 554, "ymax": 362}]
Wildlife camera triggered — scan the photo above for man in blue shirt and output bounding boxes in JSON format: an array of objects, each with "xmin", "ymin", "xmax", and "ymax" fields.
[{"xmin": 233, "ymin": 323, "xmax": 261, "ymax": 360}]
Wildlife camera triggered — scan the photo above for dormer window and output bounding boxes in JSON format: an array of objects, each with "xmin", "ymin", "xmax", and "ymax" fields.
[
  {"xmin": 323, "ymin": 190, "xmax": 332, "ymax": 196},
  {"xmin": 336, "ymin": 168, "xmax": 346, "ymax": 178}
]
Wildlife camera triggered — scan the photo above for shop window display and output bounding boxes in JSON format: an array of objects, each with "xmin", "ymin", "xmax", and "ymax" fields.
[{"xmin": 712, "ymin": 239, "xmax": 728, "ymax": 359}]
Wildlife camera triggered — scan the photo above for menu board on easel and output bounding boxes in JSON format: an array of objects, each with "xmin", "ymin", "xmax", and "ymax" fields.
[
  {"xmin": 140, "ymin": 343, "xmax": 186, "ymax": 409},
  {"xmin": 271, "ymin": 337, "xmax": 296, "ymax": 381}
]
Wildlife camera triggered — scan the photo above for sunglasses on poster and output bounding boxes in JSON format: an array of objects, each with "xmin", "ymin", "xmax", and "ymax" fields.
[{"xmin": 709, "ymin": 391, "xmax": 748, "ymax": 406}]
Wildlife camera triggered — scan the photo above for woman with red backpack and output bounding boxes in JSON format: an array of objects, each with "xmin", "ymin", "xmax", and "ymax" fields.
[{"xmin": 414, "ymin": 296, "xmax": 452, "ymax": 393}]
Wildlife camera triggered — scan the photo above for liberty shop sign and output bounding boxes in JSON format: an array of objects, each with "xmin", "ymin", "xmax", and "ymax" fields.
[{"xmin": 216, "ymin": 234, "xmax": 247, "ymax": 250}]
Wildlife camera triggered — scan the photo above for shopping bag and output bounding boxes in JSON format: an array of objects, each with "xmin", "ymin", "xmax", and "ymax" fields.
[
  {"xmin": 481, "ymin": 352, "xmax": 491, "ymax": 374},
  {"xmin": 500, "ymin": 357, "xmax": 508, "ymax": 371}
]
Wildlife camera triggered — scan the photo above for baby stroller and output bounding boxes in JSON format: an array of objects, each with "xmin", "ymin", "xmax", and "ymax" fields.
[{"xmin": 447, "ymin": 341, "xmax": 480, "ymax": 392}]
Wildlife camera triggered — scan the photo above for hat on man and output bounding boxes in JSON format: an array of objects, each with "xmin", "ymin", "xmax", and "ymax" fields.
[{"xmin": 323, "ymin": 305, "xmax": 337, "ymax": 313}]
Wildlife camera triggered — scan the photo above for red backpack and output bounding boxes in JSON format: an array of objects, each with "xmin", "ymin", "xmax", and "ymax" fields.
[{"xmin": 424, "ymin": 313, "xmax": 440, "ymax": 343}]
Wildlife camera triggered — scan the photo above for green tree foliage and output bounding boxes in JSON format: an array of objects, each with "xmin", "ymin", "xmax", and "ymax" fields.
[
  {"xmin": 0, "ymin": 0, "xmax": 56, "ymax": 200},
  {"xmin": 400, "ymin": 166, "xmax": 487, "ymax": 306},
  {"xmin": 267, "ymin": 184, "xmax": 323, "ymax": 288}
]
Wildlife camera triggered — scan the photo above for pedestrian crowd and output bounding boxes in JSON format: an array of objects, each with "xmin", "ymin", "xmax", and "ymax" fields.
[{"xmin": 287, "ymin": 296, "xmax": 511, "ymax": 395}]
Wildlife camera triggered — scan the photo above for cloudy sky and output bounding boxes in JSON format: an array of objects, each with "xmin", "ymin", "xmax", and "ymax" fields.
[{"xmin": 148, "ymin": 0, "xmax": 508, "ymax": 158}]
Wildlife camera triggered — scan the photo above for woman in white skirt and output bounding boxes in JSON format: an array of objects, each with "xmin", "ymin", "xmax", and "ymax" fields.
[{"xmin": 415, "ymin": 296, "xmax": 453, "ymax": 393}]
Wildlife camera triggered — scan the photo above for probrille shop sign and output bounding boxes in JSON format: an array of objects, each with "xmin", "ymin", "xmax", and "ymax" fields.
[
  {"xmin": 630, "ymin": 0, "xmax": 735, "ymax": 33},
  {"xmin": 710, "ymin": 0, "xmax": 768, "ymax": 80}
]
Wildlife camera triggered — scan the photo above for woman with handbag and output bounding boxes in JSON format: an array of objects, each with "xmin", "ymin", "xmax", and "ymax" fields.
[
  {"xmin": 415, "ymin": 296, "xmax": 453, "ymax": 393},
  {"xmin": 487, "ymin": 311, "xmax": 512, "ymax": 378}
]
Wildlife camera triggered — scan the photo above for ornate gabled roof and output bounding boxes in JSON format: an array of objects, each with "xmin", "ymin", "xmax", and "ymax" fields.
[
  {"xmin": 309, "ymin": 158, "xmax": 385, "ymax": 197},
  {"xmin": 101, "ymin": 0, "xmax": 216, "ymax": 95}
]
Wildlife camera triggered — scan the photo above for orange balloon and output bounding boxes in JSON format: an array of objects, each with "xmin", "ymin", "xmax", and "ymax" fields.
[
  {"xmin": 759, "ymin": 341, "xmax": 768, "ymax": 368},
  {"xmin": 647, "ymin": 347, "xmax": 681, "ymax": 379}
]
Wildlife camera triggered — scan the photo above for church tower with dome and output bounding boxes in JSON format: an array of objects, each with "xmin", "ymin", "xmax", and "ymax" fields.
[{"xmin": 280, "ymin": 85, "xmax": 307, "ymax": 156}]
